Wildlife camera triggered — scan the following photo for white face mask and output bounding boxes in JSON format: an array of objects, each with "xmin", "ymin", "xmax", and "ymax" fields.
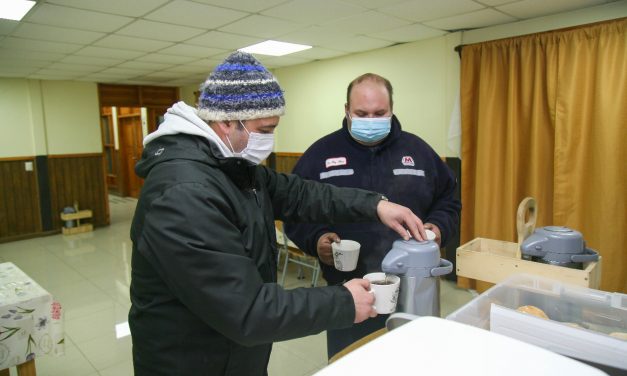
[{"xmin": 226, "ymin": 120, "xmax": 275, "ymax": 165}]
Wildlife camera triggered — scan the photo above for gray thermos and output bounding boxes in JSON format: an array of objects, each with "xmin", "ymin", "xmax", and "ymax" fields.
[
  {"xmin": 520, "ymin": 226, "xmax": 599, "ymax": 269},
  {"xmin": 381, "ymin": 239, "xmax": 452, "ymax": 316}
]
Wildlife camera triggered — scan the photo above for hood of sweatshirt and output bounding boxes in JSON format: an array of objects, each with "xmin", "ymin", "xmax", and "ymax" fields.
[{"xmin": 143, "ymin": 101, "xmax": 233, "ymax": 158}]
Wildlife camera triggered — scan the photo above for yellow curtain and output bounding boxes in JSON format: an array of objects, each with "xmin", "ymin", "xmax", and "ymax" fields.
[{"xmin": 460, "ymin": 18, "xmax": 626, "ymax": 293}]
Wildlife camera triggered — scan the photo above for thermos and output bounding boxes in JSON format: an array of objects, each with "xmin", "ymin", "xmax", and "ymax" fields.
[
  {"xmin": 520, "ymin": 226, "xmax": 599, "ymax": 269},
  {"xmin": 381, "ymin": 239, "xmax": 452, "ymax": 316}
]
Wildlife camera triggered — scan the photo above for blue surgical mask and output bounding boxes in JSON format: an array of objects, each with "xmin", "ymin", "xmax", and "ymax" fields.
[{"xmin": 348, "ymin": 114, "xmax": 391, "ymax": 143}]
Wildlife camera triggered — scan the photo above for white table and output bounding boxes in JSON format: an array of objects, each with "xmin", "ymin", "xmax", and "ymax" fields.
[
  {"xmin": 316, "ymin": 316, "xmax": 608, "ymax": 376},
  {"xmin": 0, "ymin": 263, "xmax": 64, "ymax": 376}
]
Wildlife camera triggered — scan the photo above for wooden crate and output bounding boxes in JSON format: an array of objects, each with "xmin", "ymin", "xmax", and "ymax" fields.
[
  {"xmin": 456, "ymin": 237, "xmax": 601, "ymax": 289},
  {"xmin": 61, "ymin": 223, "xmax": 93, "ymax": 235},
  {"xmin": 60, "ymin": 210, "xmax": 92, "ymax": 221},
  {"xmin": 60, "ymin": 209, "xmax": 93, "ymax": 235}
]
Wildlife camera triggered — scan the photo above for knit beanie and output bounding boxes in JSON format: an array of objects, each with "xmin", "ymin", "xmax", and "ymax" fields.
[{"xmin": 197, "ymin": 51, "xmax": 285, "ymax": 121}]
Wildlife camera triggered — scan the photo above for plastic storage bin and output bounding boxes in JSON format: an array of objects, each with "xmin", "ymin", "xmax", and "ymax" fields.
[{"xmin": 446, "ymin": 274, "xmax": 627, "ymax": 372}]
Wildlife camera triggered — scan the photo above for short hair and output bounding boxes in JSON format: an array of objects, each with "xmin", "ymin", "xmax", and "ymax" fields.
[{"xmin": 346, "ymin": 73, "xmax": 394, "ymax": 108}]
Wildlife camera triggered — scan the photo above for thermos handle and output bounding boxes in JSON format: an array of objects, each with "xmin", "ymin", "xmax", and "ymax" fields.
[
  {"xmin": 430, "ymin": 259, "xmax": 453, "ymax": 277},
  {"xmin": 571, "ymin": 247, "xmax": 599, "ymax": 263}
]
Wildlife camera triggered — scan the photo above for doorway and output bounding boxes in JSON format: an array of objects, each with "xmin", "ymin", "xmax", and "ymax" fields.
[
  {"xmin": 118, "ymin": 107, "xmax": 144, "ymax": 198},
  {"xmin": 100, "ymin": 106, "xmax": 169, "ymax": 198},
  {"xmin": 97, "ymin": 83, "xmax": 179, "ymax": 199}
]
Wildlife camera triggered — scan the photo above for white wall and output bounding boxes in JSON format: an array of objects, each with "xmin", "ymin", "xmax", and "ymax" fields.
[
  {"xmin": 180, "ymin": 85, "xmax": 199, "ymax": 107},
  {"xmin": 41, "ymin": 81, "xmax": 101, "ymax": 155},
  {"xmin": 272, "ymin": 33, "xmax": 461, "ymax": 156},
  {"xmin": 0, "ymin": 79, "xmax": 101, "ymax": 158},
  {"xmin": 0, "ymin": 79, "xmax": 37, "ymax": 158}
]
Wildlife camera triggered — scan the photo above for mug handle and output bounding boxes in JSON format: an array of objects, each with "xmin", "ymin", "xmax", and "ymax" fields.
[{"xmin": 368, "ymin": 289, "xmax": 377, "ymax": 312}]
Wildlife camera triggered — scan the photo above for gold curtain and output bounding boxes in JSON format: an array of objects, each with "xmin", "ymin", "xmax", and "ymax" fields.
[{"xmin": 460, "ymin": 18, "xmax": 626, "ymax": 293}]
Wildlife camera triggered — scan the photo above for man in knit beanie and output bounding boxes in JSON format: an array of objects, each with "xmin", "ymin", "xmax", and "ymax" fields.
[{"xmin": 130, "ymin": 51, "xmax": 427, "ymax": 376}]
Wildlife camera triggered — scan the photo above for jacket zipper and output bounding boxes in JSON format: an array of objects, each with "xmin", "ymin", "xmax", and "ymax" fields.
[{"xmin": 251, "ymin": 188, "xmax": 260, "ymax": 207}]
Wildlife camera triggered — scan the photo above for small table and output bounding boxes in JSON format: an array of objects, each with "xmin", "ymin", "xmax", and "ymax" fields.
[{"xmin": 0, "ymin": 263, "xmax": 64, "ymax": 376}]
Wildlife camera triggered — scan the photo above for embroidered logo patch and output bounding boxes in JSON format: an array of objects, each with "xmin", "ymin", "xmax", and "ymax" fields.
[
  {"xmin": 401, "ymin": 156, "xmax": 415, "ymax": 166},
  {"xmin": 326, "ymin": 157, "xmax": 347, "ymax": 168}
]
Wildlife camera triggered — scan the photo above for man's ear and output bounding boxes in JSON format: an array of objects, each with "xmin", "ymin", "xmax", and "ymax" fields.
[
  {"xmin": 213, "ymin": 120, "xmax": 235, "ymax": 136},
  {"xmin": 344, "ymin": 103, "xmax": 349, "ymax": 114}
]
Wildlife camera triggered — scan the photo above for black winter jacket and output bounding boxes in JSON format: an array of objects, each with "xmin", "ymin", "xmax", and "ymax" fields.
[
  {"xmin": 129, "ymin": 133, "xmax": 383, "ymax": 376},
  {"xmin": 286, "ymin": 116, "xmax": 461, "ymax": 285}
]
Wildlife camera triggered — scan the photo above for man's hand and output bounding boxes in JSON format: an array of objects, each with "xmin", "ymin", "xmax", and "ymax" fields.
[
  {"xmin": 316, "ymin": 232, "xmax": 340, "ymax": 266},
  {"xmin": 424, "ymin": 223, "xmax": 442, "ymax": 246},
  {"xmin": 376, "ymin": 200, "xmax": 426, "ymax": 241},
  {"xmin": 344, "ymin": 279, "xmax": 377, "ymax": 323}
]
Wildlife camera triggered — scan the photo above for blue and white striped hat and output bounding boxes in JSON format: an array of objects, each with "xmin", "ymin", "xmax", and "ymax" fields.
[{"xmin": 197, "ymin": 51, "xmax": 285, "ymax": 121}]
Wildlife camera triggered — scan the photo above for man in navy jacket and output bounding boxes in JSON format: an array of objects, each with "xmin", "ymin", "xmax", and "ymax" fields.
[{"xmin": 285, "ymin": 73, "xmax": 461, "ymax": 359}]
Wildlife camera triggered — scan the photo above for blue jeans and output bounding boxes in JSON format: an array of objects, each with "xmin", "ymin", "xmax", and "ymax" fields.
[{"xmin": 326, "ymin": 314, "xmax": 389, "ymax": 359}]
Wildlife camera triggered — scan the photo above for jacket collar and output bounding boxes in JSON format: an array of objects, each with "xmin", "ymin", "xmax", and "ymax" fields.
[{"xmin": 136, "ymin": 134, "xmax": 257, "ymax": 190}]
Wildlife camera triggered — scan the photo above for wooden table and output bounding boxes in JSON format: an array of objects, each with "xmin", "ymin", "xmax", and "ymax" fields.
[
  {"xmin": 328, "ymin": 328, "xmax": 388, "ymax": 364},
  {"xmin": 0, "ymin": 263, "xmax": 64, "ymax": 376}
]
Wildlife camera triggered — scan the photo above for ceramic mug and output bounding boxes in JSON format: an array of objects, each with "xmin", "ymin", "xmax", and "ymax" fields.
[
  {"xmin": 331, "ymin": 240, "xmax": 360, "ymax": 271},
  {"xmin": 364, "ymin": 272, "xmax": 400, "ymax": 314}
]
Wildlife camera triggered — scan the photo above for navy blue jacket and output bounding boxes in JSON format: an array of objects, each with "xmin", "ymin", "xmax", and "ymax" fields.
[{"xmin": 285, "ymin": 116, "xmax": 461, "ymax": 285}]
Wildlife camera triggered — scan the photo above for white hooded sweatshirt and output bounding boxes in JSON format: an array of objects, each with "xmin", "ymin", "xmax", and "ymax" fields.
[{"xmin": 143, "ymin": 101, "xmax": 234, "ymax": 158}]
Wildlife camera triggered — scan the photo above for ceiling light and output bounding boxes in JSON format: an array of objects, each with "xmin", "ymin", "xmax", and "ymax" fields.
[
  {"xmin": 0, "ymin": 0, "xmax": 36, "ymax": 21},
  {"xmin": 239, "ymin": 40, "xmax": 312, "ymax": 57}
]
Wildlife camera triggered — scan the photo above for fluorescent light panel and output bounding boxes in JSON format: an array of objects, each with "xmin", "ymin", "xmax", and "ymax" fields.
[
  {"xmin": 0, "ymin": 0, "xmax": 35, "ymax": 21},
  {"xmin": 239, "ymin": 40, "xmax": 311, "ymax": 56}
]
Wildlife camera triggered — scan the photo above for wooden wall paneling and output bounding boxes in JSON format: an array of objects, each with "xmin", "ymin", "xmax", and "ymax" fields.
[
  {"xmin": 100, "ymin": 155, "xmax": 110, "ymax": 225},
  {"xmin": 48, "ymin": 155, "xmax": 108, "ymax": 230},
  {"xmin": 98, "ymin": 84, "xmax": 179, "ymax": 108},
  {"xmin": 0, "ymin": 158, "xmax": 41, "ymax": 239},
  {"xmin": 98, "ymin": 84, "xmax": 140, "ymax": 107},
  {"xmin": 0, "ymin": 163, "xmax": 6, "ymax": 236},
  {"xmin": 140, "ymin": 86, "xmax": 179, "ymax": 107},
  {"xmin": 273, "ymin": 153, "xmax": 302, "ymax": 174}
]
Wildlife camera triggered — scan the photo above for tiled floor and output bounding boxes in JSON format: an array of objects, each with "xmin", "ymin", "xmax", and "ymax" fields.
[{"xmin": 0, "ymin": 196, "xmax": 474, "ymax": 376}]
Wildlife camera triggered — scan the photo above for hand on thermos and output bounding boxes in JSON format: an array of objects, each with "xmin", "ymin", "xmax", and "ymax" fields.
[
  {"xmin": 376, "ymin": 200, "xmax": 426, "ymax": 241},
  {"xmin": 316, "ymin": 232, "xmax": 340, "ymax": 266},
  {"xmin": 343, "ymin": 279, "xmax": 377, "ymax": 323}
]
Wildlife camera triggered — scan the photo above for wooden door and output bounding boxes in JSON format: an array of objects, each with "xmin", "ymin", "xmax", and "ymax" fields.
[
  {"xmin": 147, "ymin": 107, "xmax": 168, "ymax": 134},
  {"xmin": 100, "ymin": 107, "xmax": 119, "ymax": 194},
  {"xmin": 118, "ymin": 113, "xmax": 144, "ymax": 198}
]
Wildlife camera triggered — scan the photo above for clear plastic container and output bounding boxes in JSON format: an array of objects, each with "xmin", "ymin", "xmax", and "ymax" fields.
[{"xmin": 446, "ymin": 274, "xmax": 627, "ymax": 371}]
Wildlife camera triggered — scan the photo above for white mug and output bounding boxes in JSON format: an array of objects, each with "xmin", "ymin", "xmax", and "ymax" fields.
[
  {"xmin": 331, "ymin": 240, "xmax": 360, "ymax": 272},
  {"xmin": 364, "ymin": 272, "xmax": 400, "ymax": 314}
]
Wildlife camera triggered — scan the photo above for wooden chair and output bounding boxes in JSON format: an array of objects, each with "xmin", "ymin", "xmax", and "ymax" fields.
[{"xmin": 275, "ymin": 221, "xmax": 321, "ymax": 287}]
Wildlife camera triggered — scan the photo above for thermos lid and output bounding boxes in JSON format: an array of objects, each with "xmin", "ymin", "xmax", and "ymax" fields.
[
  {"xmin": 533, "ymin": 226, "xmax": 584, "ymax": 254},
  {"xmin": 390, "ymin": 239, "xmax": 441, "ymax": 268}
]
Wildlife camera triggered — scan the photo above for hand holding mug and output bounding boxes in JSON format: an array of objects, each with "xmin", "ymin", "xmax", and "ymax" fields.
[
  {"xmin": 344, "ymin": 279, "xmax": 377, "ymax": 323},
  {"xmin": 316, "ymin": 232, "xmax": 340, "ymax": 266},
  {"xmin": 364, "ymin": 272, "xmax": 400, "ymax": 314}
]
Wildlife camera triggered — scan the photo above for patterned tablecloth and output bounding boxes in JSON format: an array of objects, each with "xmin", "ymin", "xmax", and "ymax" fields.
[{"xmin": 0, "ymin": 262, "xmax": 64, "ymax": 369}]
